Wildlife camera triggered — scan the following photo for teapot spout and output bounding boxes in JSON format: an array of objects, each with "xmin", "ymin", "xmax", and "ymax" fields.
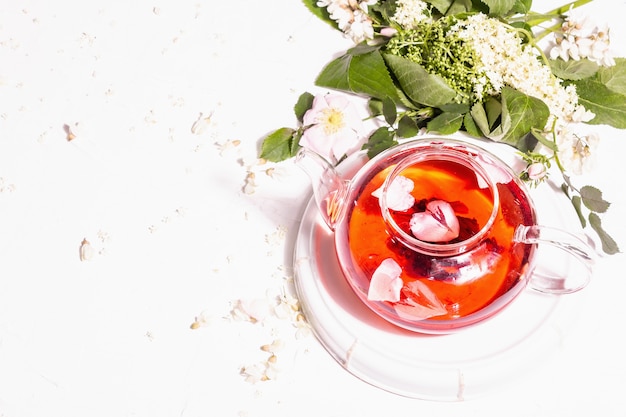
[{"xmin": 295, "ymin": 148, "xmax": 349, "ymax": 230}]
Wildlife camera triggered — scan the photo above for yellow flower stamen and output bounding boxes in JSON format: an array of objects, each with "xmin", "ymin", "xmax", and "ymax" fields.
[{"xmin": 321, "ymin": 108, "xmax": 345, "ymax": 135}]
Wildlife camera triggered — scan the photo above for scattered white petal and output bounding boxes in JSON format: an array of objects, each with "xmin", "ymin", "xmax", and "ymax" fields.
[
  {"xmin": 294, "ymin": 313, "xmax": 312, "ymax": 339},
  {"xmin": 240, "ymin": 363, "xmax": 268, "ymax": 384},
  {"xmin": 243, "ymin": 171, "xmax": 257, "ymax": 194},
  {"xmin": 190, "ymin": 310, "xmax": 214, "ymax": 329},
  {"xmin": 231, "ymin": 298, "xmax": 271, "ymax": 323},
  {"xmin": 265, "ymin": 226, "xmax": 287, "ymax": 247},
  {"xmin": 79, "ymin": 238, "xmax": 94, "ymax": 261},
  {"xmin": 0, "ymin": 177, "xmax": 16, "ymax": 193},
  {"xmin": 261, "ymin": 339, "xmax": 285, "ymax": 354}
]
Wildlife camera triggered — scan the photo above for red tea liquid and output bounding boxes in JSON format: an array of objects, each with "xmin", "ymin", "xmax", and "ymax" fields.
[{"xmin": 347, "ymin": 158, "xmax": 534, "ymax": 320}]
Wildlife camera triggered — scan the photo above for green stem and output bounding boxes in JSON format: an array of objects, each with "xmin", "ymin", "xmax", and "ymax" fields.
[
  {"xmin": 543, "ymin": 0, "xmax": 594, "ymax": 17},
  {"xmin": 509, "ymin": 0, "xmax": 595, "ymax": 27},
  {"xmin": 533, "ymin": 20, "xmax": 564, "ymax": 43}
]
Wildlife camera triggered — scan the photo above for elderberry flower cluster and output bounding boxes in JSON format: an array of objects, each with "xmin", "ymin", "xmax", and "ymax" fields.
[
  {"xmin": 385, "ymin": 17, "xmax": 482, "ymax": 104},
  {"xmin": 316, "ymin": 0, "xmax": 378, "ymax": 43},
  {"xmin": 390, "ymin": 0, "xmax": 431, "ymax": 29},
  {"xmin": 450, "ymin": 14, "xmax": 594, "ymax": 129}
]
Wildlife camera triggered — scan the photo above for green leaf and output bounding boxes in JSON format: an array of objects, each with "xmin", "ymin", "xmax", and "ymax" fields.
[
  {"xmin": 439, "ymin": 102, "xmax": 470, "ymax": 114},
  {"xmin": 531, "ymin": 128, "xmax": 558, "ymax": 151},
  {"xmin": 549, "ymin": 58, "xmax": 599, "ymax": 81},
  {"xmin": 500, "ymin": 86, "xmax": 550, "ymax": 150},
  {"xmin": 446, "ymin": 0, "xmax": 474, "ymax": 15},
  {"xmin": 316, "ymin": 49, "xmax": 407, "ymax": 106},
  {"xmin": 425, "ymin": 0, "xmax": 455, "ymax": 15},
  {"xmin": 290, "ymin": 130, "xmax": 303, "ymax": 157},
  {"xmin": 484, "ymin": 97, "xmax": 502, "ymax": 129},
  {"xmin": 260, "ymin": 127, "xmax": 297, "ymax": 162},
  {"xmin": 427, "ymin": 112, "xmax": 464, "ymax": 134},
  {"xmin": 363, "ymin": 126, "xmax": 397, "ymax": 158},
  {"xmin": 589, "ymin": 212, "xmax": 620, "ymax": 255},
  {"xmin": 397, "ymin": 114, "xmax": 420, "ymax": 138},
  {"xmin": 597, "ymin": 58, "xmax": 626, "ymax": 96},
  {"xmin": 463, "ymin": 112, "xmax": 482, "ymax": 137},
  {"xmin": 580, "ymin": 185, "xmax": 611, "ymax": 213},
  {"xmin": 294, "ymin": 92, "xmax": 315, "ymax": 123},
  {"xmin": 368, "ymin": 98, "xmax": 384, "ymax": 117},
  {"xmin": 481, "ymin": 0, "xmax": 517, "ymax": 15},
  {"xmin": 573, "ymin": 78, "xmax": 626, "ymax": 128},
  {"xmin": 383, "ymin": 53, "xmax": 457, "ymax": 107},
  {"xmin": 469, "ymin": 102, "xmax": 491, "ymax": 136},
  {"xmin": 510, "ymin": 0, "xmax": 532, "ymax": 14},
  {"xmin": 315, "ymin": 54, "xmax": 352, "ymax": 92},
  {"xmin": 382, "ymin": 97, "xmax": 397, "ymax": 126},
  {"xmin": 571, "ymin": 195, "xmax": 587, "ymax": 227}
]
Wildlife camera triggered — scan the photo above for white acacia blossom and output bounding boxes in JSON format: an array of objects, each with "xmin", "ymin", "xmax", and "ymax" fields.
[
  {"xmin": 549, "ymin": 9, "xmax": 615, "ymax": 67},
  {"xmin": 451, "ymin": 14, "xmax": 594, "ymax": 129},
  {"xmin": 390, "ymin": 0, "xmax": 430, "ymax": 29},
  {"xmin": 317, "ymin": 0, "xmax": 378, "ymax": 43},
  {"xmin": 556, "ymin": 130, "xmax": 600, "ymax": 175}
]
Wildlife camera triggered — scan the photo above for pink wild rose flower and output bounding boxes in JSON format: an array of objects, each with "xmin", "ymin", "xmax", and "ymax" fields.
[{"xmin": 299, "ymin": 94, "xmax": 364, "ymax": 163}]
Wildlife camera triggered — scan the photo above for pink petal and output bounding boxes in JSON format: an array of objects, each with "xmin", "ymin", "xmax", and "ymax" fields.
[
  {"xmin": 475, "ymin": 153, "xmax": 512, "ymax": 188},
  {"xmin": 299, "ymin": 124, "xmax": 335, "ymax": 162},
  {"xmin": 299, "ymin": 93, "xmax": 365, "ymax": 162},
  {"xmin": 303, "ymin": 95, "xmax": 330, "ymax": 126},
  {"xmin": 394, "ymin": 280, "xmax": 447, "ymax": 320},
  {"xmin": 410, "ymin": 200, "xmax": 460, "ymax": 242},
  {"xmin": 372, "ymin": 175, "xmax": 415, "ymax": 211},
  {"xmin": 368, "ymin": 258, "xmax": 403, "ymax": 302}
]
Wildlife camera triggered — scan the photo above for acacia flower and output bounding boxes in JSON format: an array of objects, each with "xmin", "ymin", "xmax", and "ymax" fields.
[
  {"xmin": 300, "ymin": 94, "xmax": 365, "ymax": 163},
  {"xmin": 557, "ymin": 131, "xmax": 599, "ymax": 175},
  {"xmin": 549, "ymin": 9, "xmax": 615, "ymax": 67},
  {"xmin": 317, "ymin": 0, "xmax": 378, "ymax": 43}
]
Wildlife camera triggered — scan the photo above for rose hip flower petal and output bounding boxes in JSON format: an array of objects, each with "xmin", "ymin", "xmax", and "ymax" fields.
[
  {"xmin": 368, "ymin": 258, "xmax": 403, "ymax": 302},
  {"xmin": 299, "ymin": 94, "xmax": 365, "ymax": 163},
  {"xmin": 410, "ymin": 200, "xmax": 460, "ymax": 242},
  {"xmin": 372, "ymin": 175, "xmax": 415, "ymax": 211}
]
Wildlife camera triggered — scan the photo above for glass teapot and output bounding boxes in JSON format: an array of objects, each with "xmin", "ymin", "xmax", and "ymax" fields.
[{"xmin": 296, "ymin": 137, "xmax": 595, "ymax": 334}]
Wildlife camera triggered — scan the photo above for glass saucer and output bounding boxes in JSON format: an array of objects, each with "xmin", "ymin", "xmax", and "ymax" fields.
[{"xmin": 293, "ymin": 140, "xmax": 587, "ymax": 401}]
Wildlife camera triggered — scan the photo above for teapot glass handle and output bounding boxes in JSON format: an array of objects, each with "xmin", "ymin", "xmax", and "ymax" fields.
[{"xmin": 514, "ymin": 225, "xmax": 596, "ymax": 294}]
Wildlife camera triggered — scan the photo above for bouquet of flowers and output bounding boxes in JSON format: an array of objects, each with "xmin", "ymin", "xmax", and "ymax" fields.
[{"xmin": 259, "ymin": 0, "xmax": 624, "ymax": 255}]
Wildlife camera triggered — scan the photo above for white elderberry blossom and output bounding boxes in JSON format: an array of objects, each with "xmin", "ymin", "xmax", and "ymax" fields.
[
  {"xmin": 451, "ymin": 14, "xmax": 591, "ymax": 130},
  {"xmin": 317, "ymin": 0, "xmax": 378, "ymax": 43},
  {"xmin": 390, "ymin": 0, "xmax": 430, "ymax": 29},
  {"xmin": 549, "ymin": 9, "xmax": 615, "ymax": 67}
]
